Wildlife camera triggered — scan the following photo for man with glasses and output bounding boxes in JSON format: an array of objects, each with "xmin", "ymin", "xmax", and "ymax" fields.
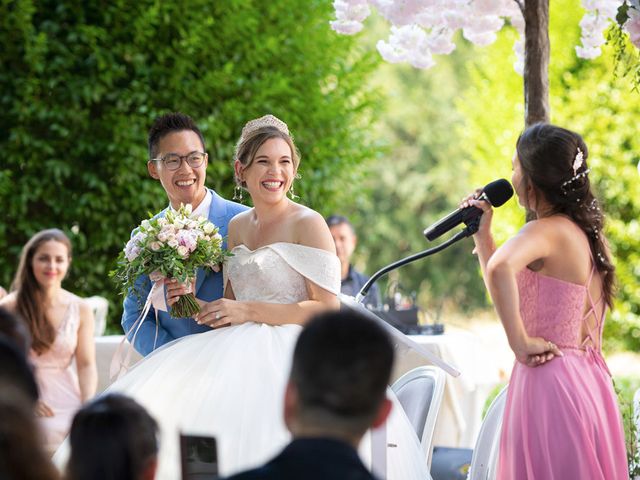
[{"xmin": 122, "ymin": 112, "xmax": 247, "ymax": 356}]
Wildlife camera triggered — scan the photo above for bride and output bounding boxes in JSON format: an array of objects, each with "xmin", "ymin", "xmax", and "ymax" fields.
[{"xmin": 91, "ymin": 115, "xmax": 428, "ymax": 479}]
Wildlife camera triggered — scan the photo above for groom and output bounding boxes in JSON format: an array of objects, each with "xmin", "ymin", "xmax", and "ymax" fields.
[{"xmin": 122, "ymin": 112, "xmax": 247, "ymax": 356}]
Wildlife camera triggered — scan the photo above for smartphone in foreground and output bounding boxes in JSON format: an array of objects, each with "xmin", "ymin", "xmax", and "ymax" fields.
[{"xmin": 180, "ymin": 434, "xmax": 219, "ymax": 480}]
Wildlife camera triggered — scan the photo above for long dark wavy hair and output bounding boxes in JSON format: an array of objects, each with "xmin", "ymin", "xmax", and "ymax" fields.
[
  {"xmin": 10, "ymin": 229, "xmax": 72, "ymax": 354},
  {"xmin": 516, "ymin": 123, "xmax": 615, "ymax": 308}
]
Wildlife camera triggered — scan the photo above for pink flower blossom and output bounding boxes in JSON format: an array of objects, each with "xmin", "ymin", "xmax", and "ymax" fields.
[
  {"xmin": 124, "ymin": 232, "xmax": 146, "ymax": 261},
  {"xmin": 330, "ymin": 0, "xmax": 370, "ymax": 34},
  {"xmin": 330, "ymin": 0, "xmax": 638, "ymax": 73},
  {"xmin": 625, "ymin": 8, "xmax": 640, "ymax": 49},
  {"xmin": 176, "ymin": 229, "xmax": 198, "ymax": 253}
]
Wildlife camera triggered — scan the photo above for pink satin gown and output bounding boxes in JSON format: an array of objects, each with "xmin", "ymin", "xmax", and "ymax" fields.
[
  {"xmin": 497, "ymin": 263, "xmax": 629, "ymax": 479},
  {"xmin": 30, "ymin": 300, "xmax": 82, "ymax": 454}
]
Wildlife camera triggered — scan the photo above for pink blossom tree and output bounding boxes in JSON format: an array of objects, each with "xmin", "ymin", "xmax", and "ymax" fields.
[{"xmin": 331, "ymin": 0, "xmax": 640, "ymax": 126}]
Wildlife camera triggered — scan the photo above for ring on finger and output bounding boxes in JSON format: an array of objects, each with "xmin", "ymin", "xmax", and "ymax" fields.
[{"xmin": 215, "ymin": 312, "xmax": 220, "ymax": 321}]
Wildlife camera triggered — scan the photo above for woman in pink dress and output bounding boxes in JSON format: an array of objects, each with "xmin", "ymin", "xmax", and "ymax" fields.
[
  {"xmin": 463, "ymin": 123, "xmax": 628, "ymax": 479},
  {"xmin": 0, "ymin": 229, "xmax": 97, "ymax": 454}
]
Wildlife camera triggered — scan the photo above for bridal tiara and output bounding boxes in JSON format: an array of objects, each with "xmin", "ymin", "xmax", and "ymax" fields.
[{"xmin": 239, "ymin": 114, "xmax": 290, "ymax": 143}]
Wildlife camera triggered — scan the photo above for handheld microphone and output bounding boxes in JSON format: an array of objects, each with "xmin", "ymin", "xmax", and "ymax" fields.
[{"xmin": 423, "ymin": 179, "xmax": 514, "ymax": 241}]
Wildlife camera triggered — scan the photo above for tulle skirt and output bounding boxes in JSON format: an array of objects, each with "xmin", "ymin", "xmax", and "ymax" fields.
[{"xmin": 96, "ymin": 323, "xmax": 428, "ymax": 479}]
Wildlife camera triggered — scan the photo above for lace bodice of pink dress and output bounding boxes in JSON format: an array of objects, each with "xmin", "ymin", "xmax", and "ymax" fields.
[
  {"xmin": 497, "ymin": 264, "xmax": 628, "ymax": 479},
  {"xmin": 30, "ymin": 298, "xmax": 82, "ymax": 454}
]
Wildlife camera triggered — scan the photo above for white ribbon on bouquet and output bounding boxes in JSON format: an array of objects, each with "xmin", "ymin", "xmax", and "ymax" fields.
[{"xmin": 109, "ymin": 272, "xmax": 169, "ymax": 380}]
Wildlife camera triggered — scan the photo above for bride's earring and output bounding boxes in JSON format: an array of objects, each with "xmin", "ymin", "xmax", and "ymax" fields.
[
  {"xmin": 233, "ymin": 185, "xmax": 244, "ymax": 203},
  {"xmin": 288, "ymin": 173, "xmax": 301, "ymax": 200},
  {"xmin": 288, "ymin": 184, "xmax": 300, "ymax": 201}
]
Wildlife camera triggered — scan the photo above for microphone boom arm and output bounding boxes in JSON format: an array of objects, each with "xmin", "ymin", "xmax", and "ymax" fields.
[{"xmin": 356, "ymin": 217, "xmax": 480, "ymax": 303}]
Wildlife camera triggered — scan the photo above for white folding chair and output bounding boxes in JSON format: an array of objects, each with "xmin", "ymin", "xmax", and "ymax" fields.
[
  {"xmin": 467, "ymin": 385, "xmax": 508, "ymax": 480},
  {"xmin": 391, "ymin": 366, "xmax": 446, "ymax": 469},
  {"xmin": 85, "ymin": 295, "xmax": 109, "ymax": 336}
]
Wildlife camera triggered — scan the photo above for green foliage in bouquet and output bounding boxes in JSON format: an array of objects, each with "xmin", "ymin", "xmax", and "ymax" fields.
[{"xmin": 111, "ymin": 205, "xmax": 230, "ymax": 318}]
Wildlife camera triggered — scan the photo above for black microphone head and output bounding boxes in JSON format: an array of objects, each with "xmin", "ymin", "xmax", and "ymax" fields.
[{"xmin": 482, "ymin": 179, "xmax": 513, "ymax": 207}]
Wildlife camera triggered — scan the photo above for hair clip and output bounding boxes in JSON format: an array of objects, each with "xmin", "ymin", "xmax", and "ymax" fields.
[{"xmin": 572, "ymin": 148, "xmax": 584, "ymax": 176}]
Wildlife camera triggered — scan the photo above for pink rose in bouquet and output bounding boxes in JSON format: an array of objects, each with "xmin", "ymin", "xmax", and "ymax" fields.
[{"xmin": 112, "ymin": 204, "xmax": 229, "ymax": 318}]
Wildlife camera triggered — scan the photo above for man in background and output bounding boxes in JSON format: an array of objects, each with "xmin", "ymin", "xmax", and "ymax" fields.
[{"xmin": 326, "ymin": 215, "xmax": 381, "ymax": 307}]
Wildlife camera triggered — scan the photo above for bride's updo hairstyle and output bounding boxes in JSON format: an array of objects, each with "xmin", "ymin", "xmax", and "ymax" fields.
[
  {"xmin": 11, "ymin": 229, "xmax": 72, "ymax": 354},
  {"xmin": 516, "ymin": 123, "xmax": 615, "ymax": 307},
  {"xmin": 233, "ymin": 114, "xmax": 301, "ymax": 190}
]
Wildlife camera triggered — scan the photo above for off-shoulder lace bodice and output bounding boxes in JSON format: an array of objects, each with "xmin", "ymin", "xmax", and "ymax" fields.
[{"xmin": 226, "ymin": 242, "xmax": 341, "ymax": 303}]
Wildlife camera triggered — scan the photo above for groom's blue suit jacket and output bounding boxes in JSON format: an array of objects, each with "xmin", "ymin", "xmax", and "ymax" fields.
[{"xmin": 121, "ymin": 189, "xmax": 247, "ymax": 356}]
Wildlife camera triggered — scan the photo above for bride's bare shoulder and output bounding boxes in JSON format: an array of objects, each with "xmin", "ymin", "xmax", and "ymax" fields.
[
  {"xmin": 230, "ymin": 208, "xmax": 254, "ymax": 225},
  {"xmin": 228, "ymin": 209, "xmax": 254, "ymax": 247},
  {"xmin": 290, "ymin": 205, "xmax": 335, "ymax": 253}
]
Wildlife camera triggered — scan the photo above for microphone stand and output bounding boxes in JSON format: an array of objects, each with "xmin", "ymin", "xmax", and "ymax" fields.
[
  {"xmin": 355, "ymin": 217, "xmax": 481, "ymax": 303},
  {"xmin": 353, "ymin": 219, "xmax": 481, "ymax": 479}
]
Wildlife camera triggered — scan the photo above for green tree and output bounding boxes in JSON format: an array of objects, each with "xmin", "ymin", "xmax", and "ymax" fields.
[
  {"xmin": 343, "ymin": 26, "xmax": 488, "ymax": 315},
  {"xmin": 458, "ymin": 0, "xmax": 640, "ymax": 351},
  {"xmin": 0, "ymin": 0, "xmax": 381, "ymax": 331}
]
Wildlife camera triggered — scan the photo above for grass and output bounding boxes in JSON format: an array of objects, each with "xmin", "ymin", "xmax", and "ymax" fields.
[{"xmin": 615, "ymin": 376, "xmax": 640, "ymax": 478}]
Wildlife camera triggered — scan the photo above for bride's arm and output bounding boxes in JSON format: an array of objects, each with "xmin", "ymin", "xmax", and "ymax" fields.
[
  {"xmin": 202, "ymin": 282, "xmax": 338, "ymax": 327},
  {"xmin": 223, "ymin": 217, "xmax": 238, "ymax": 300}
]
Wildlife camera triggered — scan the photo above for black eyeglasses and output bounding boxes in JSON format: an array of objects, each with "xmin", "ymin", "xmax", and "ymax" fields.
[{"xmin": 151, "ymin": 152, "xmax": 207, "ymax": 171}]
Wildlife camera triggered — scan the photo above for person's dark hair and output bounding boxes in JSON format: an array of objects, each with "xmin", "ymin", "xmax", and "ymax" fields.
[
  {"xmin": 0, "ymin": 307, "xmax": 31, "ymax": 354},
  {"xmin": 234, "ymin": 126, "xmax": 300, "ymax": 188},
  {"xmin": 0, "ymin": 336, "xmax": 39, "ymax": 404},
  {"xmin": 67, "ymin": 394, "xmax": 159, "ymax": 480},
  {"xmin": 516, "ymin": 123, "xmax": 615, "ymax": 307},
  {"xmin": 325, "ymin": 215, "xmax": 354, "ymax": 232},
  {"xmin": 290, "ymin": 310, "xmax": 394, "ymax": 436},
  {"xmin": 148, "ymin": 112, "xmax": 206, "ymax": 159},
  {"xmin": 0, "ymin": 390, "xmax": 59, "ymax": 480},
  {"xmin": 10, "ymin": 229, "xmax": 72, "ymax": 354}
]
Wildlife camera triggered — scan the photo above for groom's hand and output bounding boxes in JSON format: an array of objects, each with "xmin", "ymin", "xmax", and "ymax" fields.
[{"xmin": 165, "ymin": 278, "xmax": 195, "ymax": 308}]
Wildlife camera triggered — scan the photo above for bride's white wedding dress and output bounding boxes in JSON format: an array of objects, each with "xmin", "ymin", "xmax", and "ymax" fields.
[{"xmin": 64, "ymin": 243, "xmax": 429, "ymax": 478}]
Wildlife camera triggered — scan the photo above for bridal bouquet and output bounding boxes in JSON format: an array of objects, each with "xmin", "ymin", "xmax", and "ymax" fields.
[{"xmin": 112, "ymin": 204, "xmax": 229, "ymax": 318}]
